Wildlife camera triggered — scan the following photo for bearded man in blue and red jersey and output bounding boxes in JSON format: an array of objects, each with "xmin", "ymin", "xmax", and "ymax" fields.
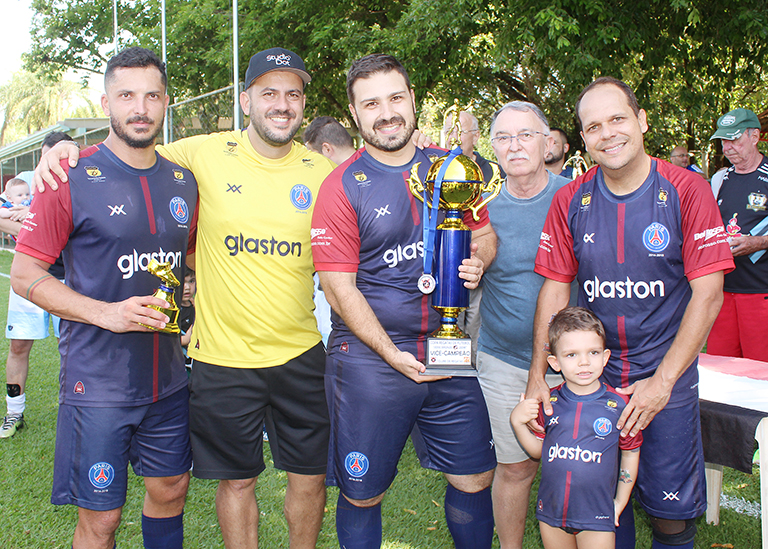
[
  {"xmin": 527, "ymin": 76, "xmax": 734, "ymax": 549},
  {"xmin": 312, "ymin": 54, "xmax": 498, "ymax": 549},
  {"xmin": 10, "ymin": 47, "xmax": 196, "ymax": 549}
]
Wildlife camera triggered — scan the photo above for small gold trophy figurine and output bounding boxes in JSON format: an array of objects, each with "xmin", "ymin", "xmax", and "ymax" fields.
[{"xmin": 140, "ymin": 259, "xmax": 181, "ymax": 334}]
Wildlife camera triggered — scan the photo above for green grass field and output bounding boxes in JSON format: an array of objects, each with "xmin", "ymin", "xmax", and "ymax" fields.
[{"xmin": 0, "ymin": 249, "xmax": 761, "ymax": 547}]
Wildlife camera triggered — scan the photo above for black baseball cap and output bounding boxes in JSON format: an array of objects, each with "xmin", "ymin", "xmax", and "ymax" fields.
[{"xmin": 244, "ymin": 47, "xmax": 311, "ymax": 89}]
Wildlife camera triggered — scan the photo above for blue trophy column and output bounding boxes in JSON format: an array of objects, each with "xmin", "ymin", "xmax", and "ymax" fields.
[{"xmin": 433, "ymin": 210, "xmax": 471, "ymax": 320}]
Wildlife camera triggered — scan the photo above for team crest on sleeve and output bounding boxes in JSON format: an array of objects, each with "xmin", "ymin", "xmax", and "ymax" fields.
[
  {"xmin": 642, "ymin": 222, "xmax": 670, "ymax": 253},
  {"xmin": 593, "ymin": 417, "xmax": 612, "ymax": 437},
  {"xmin": 290, "ymin": 184, "xmax": 312, "ymax": 210},
  {"xmin": 344, "ymin": 451, "xmax": 369, "ymax": 478},
  {"xmin": 74, "ymin": 381, "xmax": 85, "ymax": 394},
  {"xmin": 89, "ymin": 462, "xmax": 115, "ymax": 489},
  {"xmin": 169, "ymin": 197, "xmax": 189, "ymax": 224}
]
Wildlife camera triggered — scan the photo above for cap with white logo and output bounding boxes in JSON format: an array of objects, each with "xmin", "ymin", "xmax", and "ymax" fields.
[
  {"xmin": 710, "ymin": 108, "xmax": 761, "ymax": 141},
  {"xmin": 244, "ymin": 47, "xmax": 311, "ymax": 89}
]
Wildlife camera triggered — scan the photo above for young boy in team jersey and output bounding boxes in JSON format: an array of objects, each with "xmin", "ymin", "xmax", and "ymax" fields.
[
  {"xmin": 179, "ymin": 269, "xmax": 196, "ymax": 371},
  {"xmin": 511, "ymin": 307, "xmax": 642, "ymax": 548}
]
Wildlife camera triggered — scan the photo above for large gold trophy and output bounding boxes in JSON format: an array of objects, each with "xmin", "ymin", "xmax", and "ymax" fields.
[
  {"xmin": 407, "ymin": 104, "xmax": 503, "ymax": 375},
  {"xmin": 140, "ymin": 259, "xmax": 181, "ymax": 334}
]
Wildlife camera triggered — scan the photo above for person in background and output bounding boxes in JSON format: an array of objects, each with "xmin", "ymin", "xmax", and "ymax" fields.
[
  {"xmin": 1, "ymin": 131, "xmax": 73, "ymax": 439},
  {"xmin": 707, "ymin": 108, "xmax": 768, "ymax": 361},
  {"xmin": 179, "ymin": 268, "xmax": 196, "ymax": 370},
  {"xmin": 544, "ymin": 127, "xmax": 573, "ymax": 179}
]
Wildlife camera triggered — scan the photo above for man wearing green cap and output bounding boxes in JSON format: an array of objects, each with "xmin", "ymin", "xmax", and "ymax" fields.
[{"xmin": 707, "ymin": 108, "xmax": 768, "ymax": 361}]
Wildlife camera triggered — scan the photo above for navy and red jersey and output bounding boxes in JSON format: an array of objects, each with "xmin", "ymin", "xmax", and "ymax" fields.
[
  {"xmin": 535, "ymin": 383, "xmax": 642, "ymax": 531},
  {"xmin": 311, "ymin": 146, "xmax": 489, "ymax": 363},
  {"xmin": 535, "ymin": 159, "xmax": 733, "ymax": 404},
  {"xmin": 16, "ymin": 144, "xmax": 198, "ymax": 407}
]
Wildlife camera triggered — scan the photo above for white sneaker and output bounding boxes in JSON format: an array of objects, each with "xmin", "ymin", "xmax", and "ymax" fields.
[{"xmin": 0, "ymin": 413, "xmax": 24, "ymax": 438}]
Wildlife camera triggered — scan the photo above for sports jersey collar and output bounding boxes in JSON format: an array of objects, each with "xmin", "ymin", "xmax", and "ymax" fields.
[
  {"xmin": 559, "ymin": 382, "xmax": 608, "ymax": 402},
  {"xmin": 595, "ymin": 158, "xmax": 658, "ymax": 204},
  {"xmin": 359, "ymin": 145, "xmax": 445, "ymax": 173},
  {"xmin": 98, "ymin": 143, "xmax": 163, "ymax": 177}
]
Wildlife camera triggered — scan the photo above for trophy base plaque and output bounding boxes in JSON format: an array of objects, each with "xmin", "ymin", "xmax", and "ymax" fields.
[{"xmin": 422, "ymin": 336, "xmax": 476, "ymax": 377}]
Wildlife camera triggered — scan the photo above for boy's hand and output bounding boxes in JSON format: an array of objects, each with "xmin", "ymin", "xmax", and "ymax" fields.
[
  {"xmin": 613, "ymin": 498, "xmax": 629, "ymax": 527},
  {"xmin": 510, "ymin": 393, "xmax": 541, "ymax": 428}
]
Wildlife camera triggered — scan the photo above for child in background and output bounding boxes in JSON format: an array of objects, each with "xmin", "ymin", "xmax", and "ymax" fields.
[
  {"xmin": 179, "ymin": 269, "xmax": 196, "ymax": 371},
  {"xmin": 511, "ymin": 306, "xmax": 642, "ymax": 549},
  {"xmin": 0, "ymin": 178, "xmax": 32, "ymax": 217}
]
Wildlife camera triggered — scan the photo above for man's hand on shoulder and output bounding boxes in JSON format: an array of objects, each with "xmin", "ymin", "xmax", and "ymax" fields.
[
  {"xmin": 33, "ymin": 140, "xmax": 81, "ymax": 193},
  {"xmin": 411, "ymin": 130, "xmax": 435, "ymax": 150}
]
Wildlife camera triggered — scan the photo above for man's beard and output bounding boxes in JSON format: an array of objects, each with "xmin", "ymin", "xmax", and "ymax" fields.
[
  {"xmin": 251, "ymin": 108, "xmax": 302, "ymax": 147},
  {"xmin": 544, "ymin": 146, "xmax": 564, "ymax": 165},
  {"xmin": 359, "ymin": 114, "xmax": 415, "ymax": 152},
  {"xmin": 111, "ymin": 115, "xmax": 162, "ymax": 149}
]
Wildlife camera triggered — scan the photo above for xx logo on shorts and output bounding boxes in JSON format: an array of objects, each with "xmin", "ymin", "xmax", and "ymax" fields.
[
  {"xmin": 344, "ymin": 451, "xmax": 369, "ymax": 478},
  {"xmin": 89, "ymin": 462, "xmax": 115, "ymax": 489}
]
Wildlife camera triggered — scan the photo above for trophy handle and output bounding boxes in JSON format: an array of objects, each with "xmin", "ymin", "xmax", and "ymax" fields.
[
  {"xmin": 408, "ymin": 162, "xmax": 426, "ymax": 204},
  {"xmin": 467, "ymin": 162, "xmax": 504, "ymax": 222}
]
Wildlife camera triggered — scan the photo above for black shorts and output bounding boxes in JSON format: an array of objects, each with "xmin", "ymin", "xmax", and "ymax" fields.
[{"xmin": 189, "ymin": 343, "xmax": 329, "ymax": 479}]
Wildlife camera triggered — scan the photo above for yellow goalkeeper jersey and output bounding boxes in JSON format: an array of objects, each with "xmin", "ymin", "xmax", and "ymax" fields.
[{"xmin": 158, "ymin": 131, "xmax": 335, "ymax": 368}]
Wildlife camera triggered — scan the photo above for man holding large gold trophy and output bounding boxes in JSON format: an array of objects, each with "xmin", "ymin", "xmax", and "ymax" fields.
[{"xmin": 312, "ymin": 54, "xmax": 500, "ymax": 549}]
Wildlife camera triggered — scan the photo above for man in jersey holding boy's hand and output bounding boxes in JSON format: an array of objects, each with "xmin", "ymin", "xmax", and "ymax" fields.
[{"xmin": 528, "ymin": 77, "xmax": 733, "ymax": 549}]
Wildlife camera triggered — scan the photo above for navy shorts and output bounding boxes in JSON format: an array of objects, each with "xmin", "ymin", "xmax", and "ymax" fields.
[
  {"xmin": 634, "ymin": 397, "xmax": 706, "ymax": 519},
  {"xmin": 326, "ymin": 356, "xmax": 496, "ymax": 500},
  {"xmin": 52, "ymin": 386, "xmax": 191, "ymax": 511}
]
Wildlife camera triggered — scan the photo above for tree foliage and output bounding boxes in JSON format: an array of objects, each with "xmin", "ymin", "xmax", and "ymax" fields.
[
  {"xmin": 0, "ymin": 71, "xmax": 99, "ymax": 146},
  {"xmin": 24, "ymin": 0, "xmax": 768, "ymax": 170}
]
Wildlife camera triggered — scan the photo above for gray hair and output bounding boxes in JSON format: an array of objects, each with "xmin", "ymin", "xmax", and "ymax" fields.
[{"xmin": 489, "ymin": 101, "xmax": 550, "ymax": 136}]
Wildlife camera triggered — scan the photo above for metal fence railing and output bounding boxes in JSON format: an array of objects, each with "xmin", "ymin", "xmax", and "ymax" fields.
[{"xmin": 167, "ymin": 85, "xmax": 240, "ymax": 142}]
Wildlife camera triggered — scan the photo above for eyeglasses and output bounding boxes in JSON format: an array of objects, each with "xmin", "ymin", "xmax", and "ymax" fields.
[{"xmin": 491, "ymin": 131, "xmax": 547, "ymax": 145}]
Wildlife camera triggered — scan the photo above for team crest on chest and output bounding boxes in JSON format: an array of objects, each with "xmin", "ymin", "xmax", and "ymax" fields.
[
  {"xmin": 643, "ymin": 222, "xmax": 670, "ymax": 253},
  {"xmin": 224, "ymin": 141, "xmax": 238, "ymax": 157},
  {"xmin": 593, "ymin": 417, "xmax": 612, "ymax": 437},
  {"xmin": 290, "ymin": 184, "xmax": 312, "ymax": 210},
  {"xmin": 169, "ymin": 197, "xmax": 189, "ymax": 224},
  {"xmin": 580, "ymin": 192, "xmax": 591, "ymax": 211},
  {"xmin": 747, "ymin": 192, "xmax": 767, "ymax": 212}
]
